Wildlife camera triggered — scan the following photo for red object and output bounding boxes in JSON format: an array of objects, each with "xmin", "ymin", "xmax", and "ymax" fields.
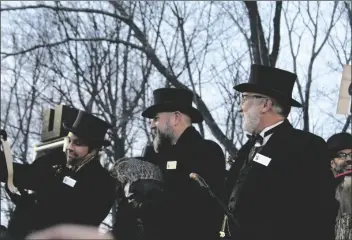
[{"xmin": 335, "ymin": 170, "xmax": 352, "ymax": 178}]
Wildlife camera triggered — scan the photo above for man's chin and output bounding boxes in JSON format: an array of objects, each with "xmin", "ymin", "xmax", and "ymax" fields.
[{"xmin": 67, "ymin": 158, "xmax": 79, "ymax": 166}]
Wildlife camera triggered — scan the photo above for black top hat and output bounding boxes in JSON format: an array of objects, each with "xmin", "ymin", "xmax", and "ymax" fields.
[
  {"xmin": 142, "ymin": 88, "xmax": 203, "ymax": 123},
  {"xmin": 234, "ymin": 64, "xmax": 302, "ymax": 107},
  {"xmin": 327, "ymin": 132, "xmax": 352, "ymax": 158},
  {"xmin": 63, "ymin": 110, "xmax": 112, "ymax": 147}
]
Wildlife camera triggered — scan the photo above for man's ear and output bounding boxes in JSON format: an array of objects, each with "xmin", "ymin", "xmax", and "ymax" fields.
[
  {"xmin": 173, "ymin": 111, "xmax": 182, "ymax": 126},
  {"xmin": 261, "ymin": 99, "xmax": 272, "ymax": 113},
  {"xmin": 330, "ymin": 159, "xmax": 336, "ymax": 170}
]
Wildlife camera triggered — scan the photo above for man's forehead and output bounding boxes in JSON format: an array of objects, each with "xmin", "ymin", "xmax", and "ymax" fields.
[
  {"xmin": 154, "ymin": 112, "xmax": 172, "ymax": 117},
  {"xmin": 67, "ymin": 132, "xmax": 83, "ymax": 140},
  {"xmin": 243, "ymin": 92, "xmax": 268, "ymax": 97}
]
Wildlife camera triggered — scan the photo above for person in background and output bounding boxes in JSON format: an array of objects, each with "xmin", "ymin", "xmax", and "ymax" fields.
[{"xmin": 327, "ymin": 132, "xmax": 352, "ymax": 240}]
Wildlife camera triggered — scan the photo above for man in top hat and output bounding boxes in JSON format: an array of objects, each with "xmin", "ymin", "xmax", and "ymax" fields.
[
  {"xmin": 327, "ymin": 132, "xmax": 352, "ymax": 240},
  {"xmin": 0, "ymin": 109, "xmax": 116, "ymax": 238},
  {"xmin": 141, "ymin": 88, "xmax": 226, "ymax": 240},
  {"xmin": 224, "ymin": 64, "xmax": 337, "ymax": 240}
]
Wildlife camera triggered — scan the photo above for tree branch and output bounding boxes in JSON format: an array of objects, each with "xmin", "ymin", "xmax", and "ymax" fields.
[
  {"xmin": 269, "ymin": 1, "xmax": 282, "ymax": 66},
  {"xmin": 1, "ymin": 37, "xmax": 144, "ymax": 58},
  {"xmin": 244, "ymin": 1, "xmax": 270, "ymax": 66},
  {"xmin": 342, "ymin": 115, "xmax": 351, "ymax": 132},
  {"xmin": 0, "ymin": 4, "xmax": 130, "ymax": 21}
]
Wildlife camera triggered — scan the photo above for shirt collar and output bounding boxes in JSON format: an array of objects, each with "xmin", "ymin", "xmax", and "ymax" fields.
[{"xmin": 245, "ymin": 120, "xmax": 284, "ymax": 146}]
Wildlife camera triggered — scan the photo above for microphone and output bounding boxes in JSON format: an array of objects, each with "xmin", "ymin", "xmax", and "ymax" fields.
[
  {"xmin": 189, "ymin": 172, "xmax": 209, "ymax": 189},
  {"xmin": 189, "ymin": 173, "xmax": 239, "ymax": 228}
]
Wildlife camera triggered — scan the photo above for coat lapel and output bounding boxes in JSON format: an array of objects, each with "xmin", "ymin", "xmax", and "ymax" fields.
[
  {"xmin": 256, "ymin": 119, "xmax": 293, "ymax": 163},
  {"xmin": 226, "ymin": 120, "xmax": 293, "ymax": 198}
]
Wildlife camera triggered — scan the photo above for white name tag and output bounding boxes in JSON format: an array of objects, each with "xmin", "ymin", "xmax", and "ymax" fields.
[
  {"xmin": 253, "ymin": 153, "xmax": 271, "ymax": 166},
  {"xmin": 63, "ymin": 176, "xmax": 76, "ymax": 187},
  {"xmin": 166, "ymin": 161, "xmax": 177, "ymax": 169}
]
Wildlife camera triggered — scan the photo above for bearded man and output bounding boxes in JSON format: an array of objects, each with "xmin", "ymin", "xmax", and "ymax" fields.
[
  {"xmin": 141, "ymin": 88, "xmax": 226, "ymax": 240},
  {"xmin": 0, "ymin": 109, "xmax": 116, "ymax": 239},
  {"xmin": 327, "ymin": 132, "xmax": 352, "ymax": 240},
  {"xmin": 223, "ymin": 65, "xmax": 337, "ymax": 240}
]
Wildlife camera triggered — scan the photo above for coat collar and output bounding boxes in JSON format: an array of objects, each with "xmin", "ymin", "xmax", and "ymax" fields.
[
  {"xmin": 255, "ymin": 119, "xmax": 293, "ymax": 160},
  {"xmin": 238, "ymin": 119, "xmax": 293, "ymax": 159},
  {"xmin": 174, "ymin": 126, "xmax": 202, "ymax": 148}
]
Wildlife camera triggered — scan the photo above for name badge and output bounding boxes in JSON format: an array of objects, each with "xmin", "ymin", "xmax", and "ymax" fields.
[
  {"xmin": 63, "ymin": 176, "xmax": 76, "ymax": 187},
  {"xmin": 253, "ymin": 153, "xmax": 271, "ymax": 166},
  {"xmin": 167, "ymin": 161, "xmax": 177, "ymax": 170}
]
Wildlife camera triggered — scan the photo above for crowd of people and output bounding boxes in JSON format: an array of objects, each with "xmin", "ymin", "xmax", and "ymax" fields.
[{"xmin": 0, "ymin": 64, "xmax": 351, "ymax": 240}]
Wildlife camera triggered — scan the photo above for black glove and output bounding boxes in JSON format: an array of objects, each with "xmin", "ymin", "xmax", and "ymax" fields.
[
  {"xmin": 127, "ymin": 179, "xmax": 165, "ymax": 219},
  {"xmin": 0, "ymin": 130, "xmax": 8, "ymax": 180},
  {"xmin": 4, "ymin": 183, "xmax": 37, "ymax": 206},
  {"xmin": 0, "ymin": 129, "xmax": 7, "ymax": 141}
]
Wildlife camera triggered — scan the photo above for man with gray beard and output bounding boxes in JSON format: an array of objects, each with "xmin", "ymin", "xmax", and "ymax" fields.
[
  {"xmin": 223, "ymin": 65, "xmax": 337, "ymax": 240},
  {"xmin": 141, "ymin": 88, "xmax": 226, "ymax": 240},
  {"xmin": 327, "ymin": 132, "xmax": 352, "ymax": 240}
]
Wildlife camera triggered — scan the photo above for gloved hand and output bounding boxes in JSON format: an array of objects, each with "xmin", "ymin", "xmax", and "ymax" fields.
[
  {"xmin": 5, "ymin": 183, "xmax": 37, "ymax": 206},
  {"xmin": 0, "ymin": 129, "xmax": 7, "ymax": 141},
  {"xmin": 127, "ymin": 179, "xmax": 165, "ymax": 219},
  {"xmin": 0, "ymin": 129, "xmax": 8, "ymax": 179}
]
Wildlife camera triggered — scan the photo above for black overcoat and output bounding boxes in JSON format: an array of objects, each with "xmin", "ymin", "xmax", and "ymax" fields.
[
  {"xmin": 225, "ymin": 120, "xmax": 338, "ymax": 240},
  {"xmin": 148, "ymin": 126, "xmax": 227, "ymax": 240},
  {"xmin": 0, "ymin": 148, "xmax": 116, "ymax": 238}
]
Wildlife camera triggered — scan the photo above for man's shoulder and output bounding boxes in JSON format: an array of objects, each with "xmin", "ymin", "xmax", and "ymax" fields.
[
  {"xmin": 200, "ymin": 138, "xmax": 223, "ymax": 153},
  {"xmin": 289, "ymin": 127, "xmax": 327, "ymax": 147},
  {"xmin": 87, "ymin": 160, "xmax": 115, "ymax": 184}
]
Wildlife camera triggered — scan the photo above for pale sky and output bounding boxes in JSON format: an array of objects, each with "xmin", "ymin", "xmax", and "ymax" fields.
[{"xmin": 1, "ymin": 1, "xmax": 351, "ymax": 229}]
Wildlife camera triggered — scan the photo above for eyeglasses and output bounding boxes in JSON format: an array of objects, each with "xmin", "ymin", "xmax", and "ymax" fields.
[
  {"xmin": 335, "ymin": 152, "xmax": 352, "ymax": 160},
  {"xmin": 241, "ymin": 94, "xmax": 266, "ymax": 103}
]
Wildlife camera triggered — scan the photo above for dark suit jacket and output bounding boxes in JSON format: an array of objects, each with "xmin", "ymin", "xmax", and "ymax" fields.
[
  {"xmin": 153, "ymin": 126, "xmax": 226, "ymax": 240},
  {"xmin": 225, "ymin": 120, "xmax": 338, "ymax": 240},
  {"xmin": 0, "ymin": 148, "xmax": 116, "ymax": 238}
]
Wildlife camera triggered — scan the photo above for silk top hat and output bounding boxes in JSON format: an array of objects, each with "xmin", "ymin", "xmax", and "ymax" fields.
[
  {"xmin": 234, "ymin": 64, "xmax": 302, "ymax": 107},
  {"xmin": 327, "ymin": 132, "xmax": 352, "ymax": 158},
  {"xmin": 63, "ymin": 110, "xmax": 112, "ymax": 146},
  {"xmin": 142, "ymin": 88, "xmax": 203, "ymax": 123}
]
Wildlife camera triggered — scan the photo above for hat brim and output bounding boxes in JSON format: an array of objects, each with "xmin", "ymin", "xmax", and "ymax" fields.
[
  {"xmin": 328, "ymin": 141, "xmax": 352, "ymax": 158},
  {"xmin": 142, "ymin": 103, "xmax": 203, "ymax": 123},
  {"xmin": 234, "ymin": 83, "xmax": 302, "ymax": 107},
  {"xmin": 62, "ymin": 123, "xmax": 111, "ymax": 147}
]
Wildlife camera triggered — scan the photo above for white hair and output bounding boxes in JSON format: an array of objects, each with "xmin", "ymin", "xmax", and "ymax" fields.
[{"xmin": 252, "ymin": 97, "xmax": 285, "ymax": 117}]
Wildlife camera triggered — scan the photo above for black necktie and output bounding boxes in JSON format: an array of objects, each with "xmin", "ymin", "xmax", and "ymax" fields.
[
  {"xmin": 246, "ymin": 134, "xmax": 263, "ymax": 146},
  {"xmin": 246, "ymin": 124, "xmax": 282, "ymax": 162},
  {"xmin": 246, "ymin": 124, "xmax": 281, "ymax": 147}
]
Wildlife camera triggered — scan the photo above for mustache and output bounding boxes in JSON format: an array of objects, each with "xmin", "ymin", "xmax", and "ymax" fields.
[
  {"xmin": 151, "ymin": 128, "xmax": 157, "ymax": 136},
  {"xmin": 344, "ymin": 161, "xmax": 352, "ymax": 167},
  {"xmin": 66, "ymin": 150, "xmax": 78, "ymax": 157}
]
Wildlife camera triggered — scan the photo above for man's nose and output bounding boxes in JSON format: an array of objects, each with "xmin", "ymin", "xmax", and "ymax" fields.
[
  {"xmin": 66, "ymin": 141, "xmax": 74, "ymax": 151},
  {"xmin": 150, "ymin": 120, "xmax": 156, "ymax": 128}
]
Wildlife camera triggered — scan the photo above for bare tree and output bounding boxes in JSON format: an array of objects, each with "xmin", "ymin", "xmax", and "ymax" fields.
[
  {"xmin": 243, "ymin": 1, "xmax": 282, "ymax": 67},
  {"xmin": 1, "ymin": 1, "xmax": 156, "ymax": 229},
  {"xmin": 1, "ymin": 0, "xmax": 349, "ymax": 228},
  {"xmin": 327, "ymin": 1, "xmax": 352, "ymax": 133}
]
